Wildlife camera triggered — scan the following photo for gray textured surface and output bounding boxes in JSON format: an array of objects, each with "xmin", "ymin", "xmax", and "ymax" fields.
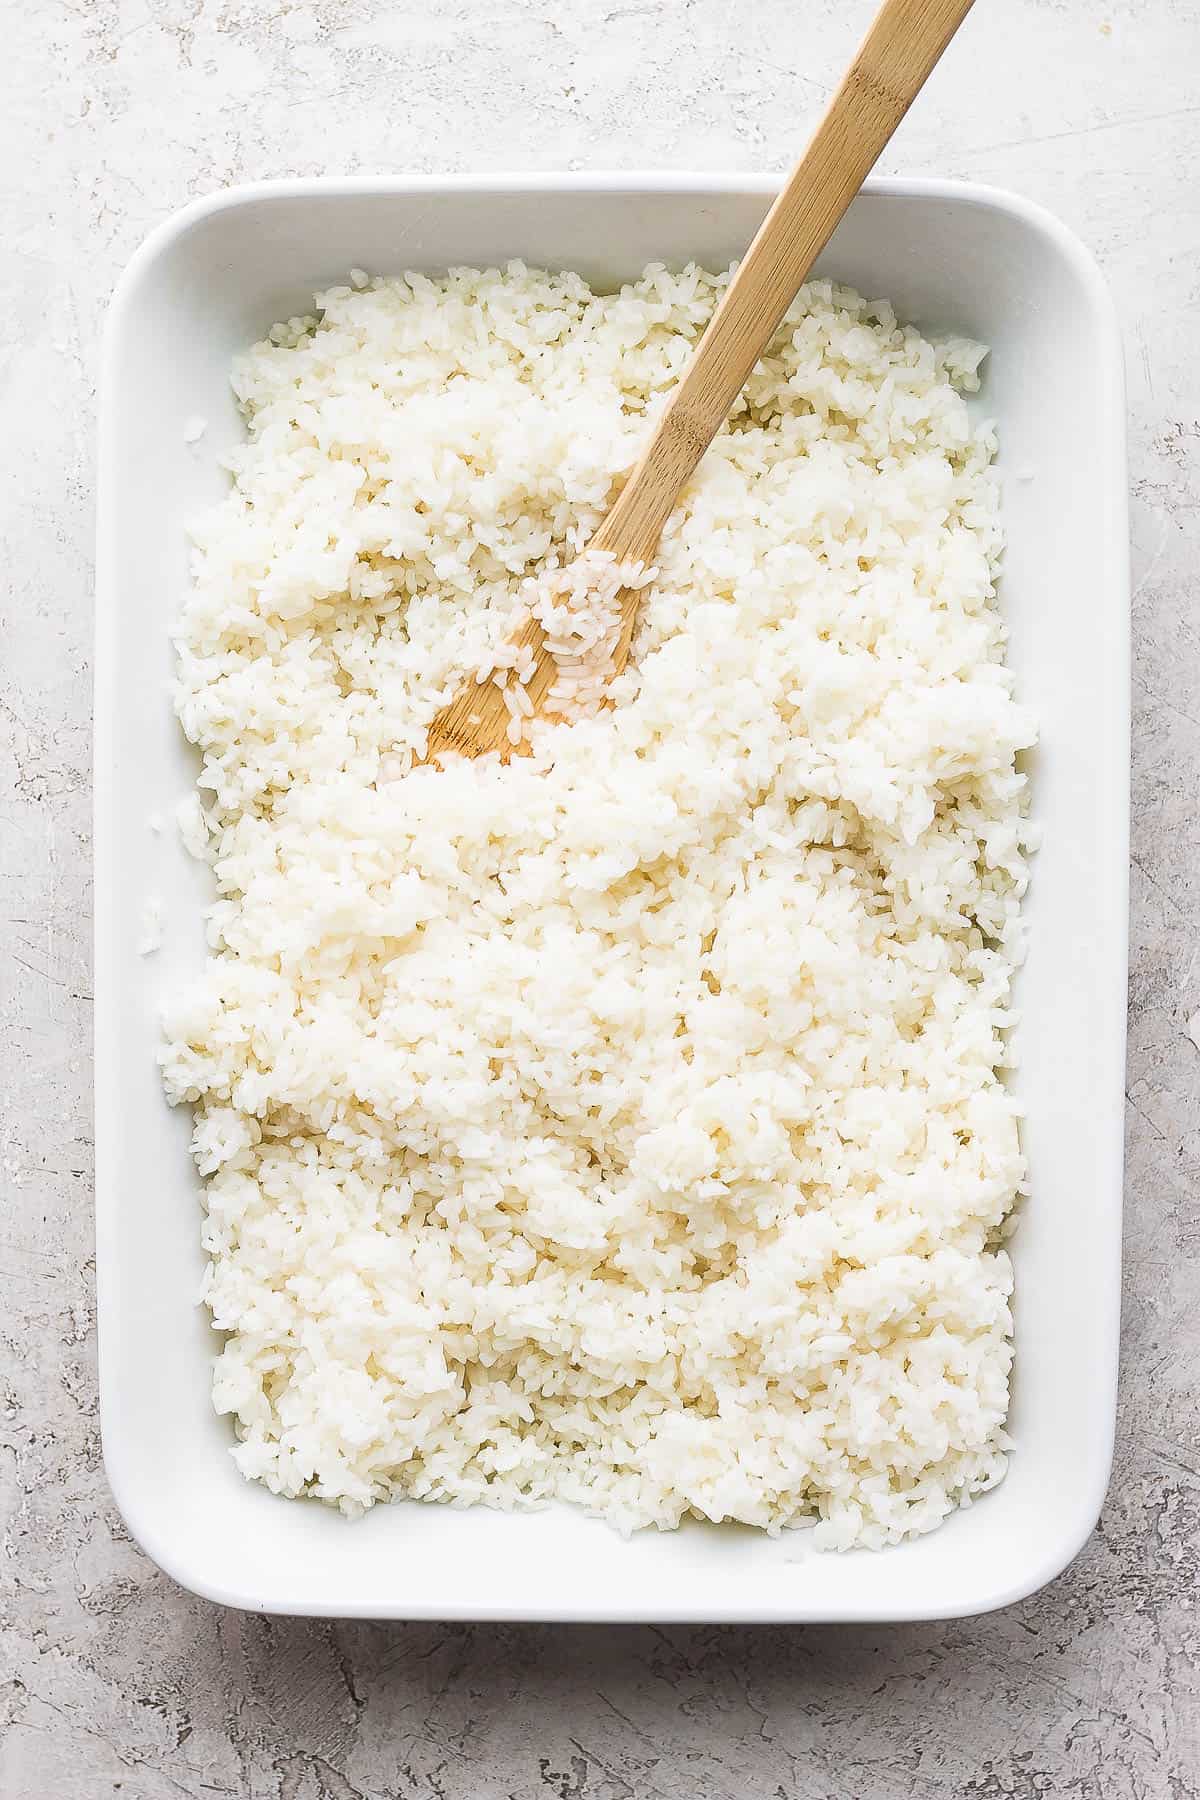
[{"xmin": 3, "ymin": 0, "xmax": 1198, "ymax": 1794}]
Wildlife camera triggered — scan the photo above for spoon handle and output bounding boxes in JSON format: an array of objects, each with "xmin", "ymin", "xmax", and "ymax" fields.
[{"xmin": 592, "ymin": 0, "xmax": 977, "ymax": 568}]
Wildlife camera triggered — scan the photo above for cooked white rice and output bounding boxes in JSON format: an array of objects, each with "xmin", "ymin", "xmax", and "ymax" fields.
[
  {"xmin": 160, "ymin": 262, "xmax": 1037, "ymax": 1549},
  {"xmin": 476, "ymin": 547, "xmax": 655, "ymax": 736}
]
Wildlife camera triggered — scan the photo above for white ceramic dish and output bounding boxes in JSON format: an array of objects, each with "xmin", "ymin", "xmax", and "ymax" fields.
[{"xmin": 95, "ymin": 174, "xmax": 1128, "ymax": 1621}]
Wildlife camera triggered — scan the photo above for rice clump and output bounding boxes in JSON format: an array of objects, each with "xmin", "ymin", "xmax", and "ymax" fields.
[
  {"xmin": 474, "ymin": 548, "xmax": 655, "ymax": 743},
  {"xmin": 160, "ymin": 261, "xmax": 1037, "ymax": 1549}
]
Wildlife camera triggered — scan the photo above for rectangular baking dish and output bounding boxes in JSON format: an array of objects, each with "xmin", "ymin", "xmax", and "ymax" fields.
[{"xmin": 95, "ymin": 174, "xmax": 1128, "ymax": 1621}]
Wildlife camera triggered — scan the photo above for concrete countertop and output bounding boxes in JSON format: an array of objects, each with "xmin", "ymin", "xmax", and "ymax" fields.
[{"xmin": 3, "ymin": 1, "xmax": 1197, "ymax": 1794}]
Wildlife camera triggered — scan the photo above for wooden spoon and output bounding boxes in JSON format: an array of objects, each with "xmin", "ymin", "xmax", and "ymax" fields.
[{"xmin": 424, "ymin": 0, "xmax": 976, "ymax": 764}]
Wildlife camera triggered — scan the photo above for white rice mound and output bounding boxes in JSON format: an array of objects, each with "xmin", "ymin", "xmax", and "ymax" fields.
[{"xmin": 161, "ymin": 262, "xmax": 1037, "ymax": 1550}]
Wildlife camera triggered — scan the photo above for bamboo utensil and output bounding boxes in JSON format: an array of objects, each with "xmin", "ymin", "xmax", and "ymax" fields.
[{"xmin": 424, "ymin": 0, "xmax": 976, "ymax": 763}]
